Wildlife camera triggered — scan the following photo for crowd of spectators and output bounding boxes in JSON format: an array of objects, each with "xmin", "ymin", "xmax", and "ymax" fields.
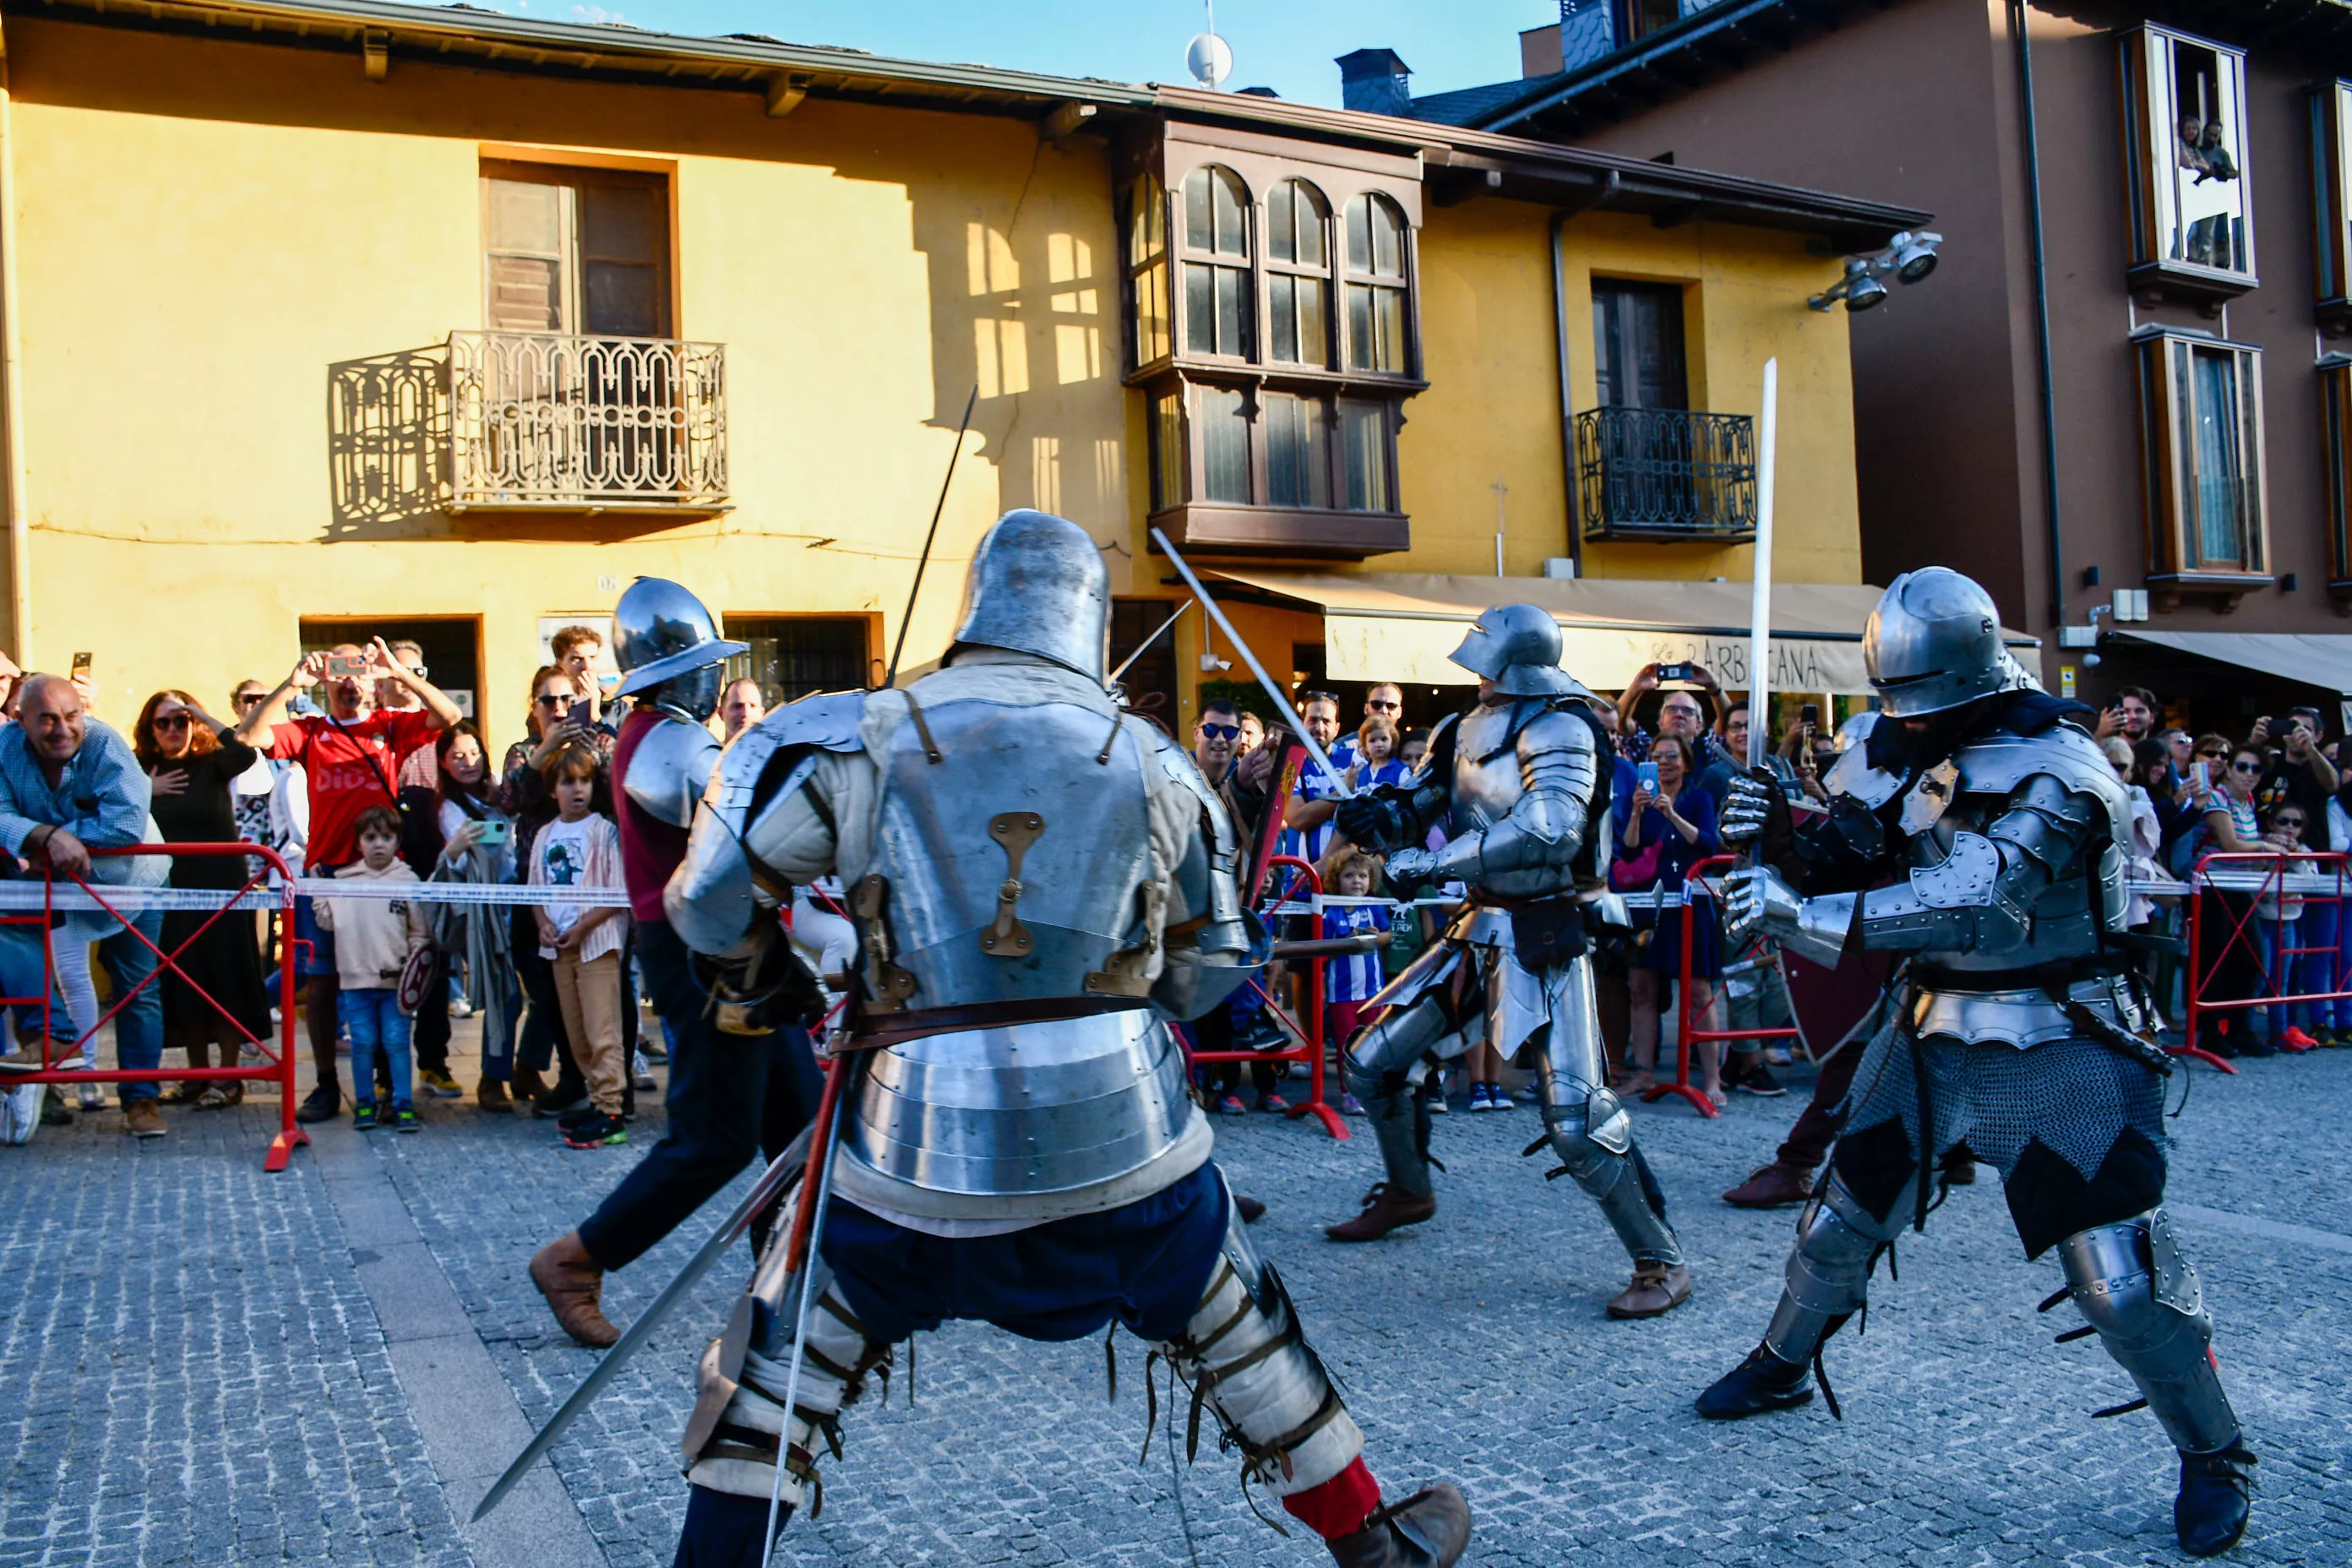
[{"xmin": 2, "ymin": 632, "xmax": 2345, "ymax": 1145}]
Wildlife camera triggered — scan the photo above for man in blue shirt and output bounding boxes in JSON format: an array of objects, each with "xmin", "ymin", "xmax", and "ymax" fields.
[{"xmin": 0, "ymin": 673, "xmax": 170, "ymax": 1136}]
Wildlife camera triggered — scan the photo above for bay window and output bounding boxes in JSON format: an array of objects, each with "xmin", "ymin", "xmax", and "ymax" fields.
[
  {"xmin": 2119, "ymin": 26, "xmax": 2255, "ymax": 306},
  {"xmin": 2135, "ymin": 329, "xmax": 2270, "ymax": 602}
]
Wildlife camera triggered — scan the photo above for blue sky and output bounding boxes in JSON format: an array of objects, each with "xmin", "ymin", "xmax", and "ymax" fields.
[{"xmin": 486, "ymin": 2, "xmax": 1556, "ymax": 107}]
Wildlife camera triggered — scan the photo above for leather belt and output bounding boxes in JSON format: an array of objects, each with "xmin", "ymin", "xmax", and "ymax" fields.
[
  {"xmin": 1912, "ymin": 956, "xmax": 2132, "ymax": 994},
  {"xmin": 849, "ymin": 994, "xmax": 1150, "ymax": 1051}
]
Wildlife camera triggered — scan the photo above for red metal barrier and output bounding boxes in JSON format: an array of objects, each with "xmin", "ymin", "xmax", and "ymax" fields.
[
  {"xmin": 2182, "ymin": 849, "xmax": 2352, "ymax": 1073},
  {"xmin": 0, "ymin": 843, "xmax": 306, "ymax": 1170},
  {"xmin": 1661, "ymin": 853, "xmax": 1801, "ymax": 1119},
  {"xmin": 1180, "ymin": 854, "xmax": 1348, "ymax": 1140}
]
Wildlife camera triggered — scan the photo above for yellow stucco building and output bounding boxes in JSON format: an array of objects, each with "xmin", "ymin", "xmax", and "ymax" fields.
[{"xmin": 0, "ymin": 0, "xmax": 1926, "ymax": 749}]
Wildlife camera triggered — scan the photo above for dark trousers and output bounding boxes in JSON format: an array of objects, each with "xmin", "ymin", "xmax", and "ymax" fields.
[
  {"xmin": 577, "ymin": 918, "xmax": 820, "ymax": 1271},
  {"xmin": 1772, "ymin": 1026, "xmax": 1867, "ymax": 1173}
]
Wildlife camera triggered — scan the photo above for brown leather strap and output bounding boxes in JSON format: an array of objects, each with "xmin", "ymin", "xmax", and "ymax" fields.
[{"xmin": 851, "ymin": 994, "xmax": 1148, "ymax": 1048}]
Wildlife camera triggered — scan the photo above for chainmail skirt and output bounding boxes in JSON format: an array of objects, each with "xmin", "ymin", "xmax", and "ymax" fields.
[{"xmin": 1839, "ymin": 1021, "xmax": 2167, "ymax": 1184}]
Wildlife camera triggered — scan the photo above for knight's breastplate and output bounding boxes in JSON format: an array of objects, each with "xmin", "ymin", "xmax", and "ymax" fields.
[
  {"xmin": 847, "ymin": 692, "xmax": 1201, "ymax": 1207},
  {"xmin": 1446, "ymin": 702, "xmax": 1528, "ymax": 836}
]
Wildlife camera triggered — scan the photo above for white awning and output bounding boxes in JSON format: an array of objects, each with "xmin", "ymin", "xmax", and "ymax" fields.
[
  {"xmin": 2115, "ymin": 630, "xmax": 2352, "ymax": 694},
  {"xmin": 1206, "ymin": 569, "xmax": 2037, "ymax": 694}
]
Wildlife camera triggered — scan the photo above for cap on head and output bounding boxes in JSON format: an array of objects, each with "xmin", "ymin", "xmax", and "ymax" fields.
[
  {"xmin": 1864, "ymin": 568, "xmax": 2029, "ymax": 717},
  {"xmin": 610, "ymin": 577, "xmax": 748, "ymax": 718},
  {"xmin": 1447, "ymin": 603, "xmax": 1587, "ymax": 698},
  {"xmin": 952, "ymin": 509, "xmax": 1110, "ymax": 680}
]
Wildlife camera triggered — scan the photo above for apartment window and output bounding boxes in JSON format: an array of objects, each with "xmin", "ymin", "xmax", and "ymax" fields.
[
  {"xmin": 1619, "ymin": 0, "xmax": 1685, "ymax": 44},
  {"xmin": 1343, "ymin": 194, "xmax": 1411, "ymax": 373},
  {"xmin": 2119, "ymin": 27, "xmax": 2253, "ymax": 301},
  {"xmin": 722, "ymin": 616, "xmax": 871, "ymax": 705},
  {"xmin": 1127, "ymin": 173, "xmax": 1172, "ymax": 368},
  {"xmin": 2326, "ymin": 362, "xmax": 2352, "ymax": 592},
  {"xmin": 482, "ymin": 161, "xmax": 671, "ymax": 337},
  {"xmin": 1266, "ymin": 179, "xmax": 1332, "ymax": 368},
  {"xmin": 2135, "ymin": 331, "xmax": 2268, "ymax": 591},
  {"xmin": 1150, "ymin": 390, "xmax": 1185, "ymax": 511},
  {"xmin": 1265, "ymin": 391, "xmax": 1331, "ymax": 508},
  {"xmin": 1198, "ymin": 384, "xmax": 1252, "ymax": 504},
  {"xmin": 1180, "ymin": 166, "xmax": 1252, "ymax": 358},
  {"xmin": 1591, "ymin": 280, "xmax": 1689, "ymax": 410},
  {"xmin": 2312, "ymin": 85, "xmax": 2352, "ymax": 330},
  {"xmin": 1340, "ymin": 400, "xmax": 1393, "ymax": 513}
]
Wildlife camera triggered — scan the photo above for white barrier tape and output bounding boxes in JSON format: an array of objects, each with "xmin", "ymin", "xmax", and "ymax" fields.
[{"xmin": 0, "ymin": 880, "xmax": 629, "ymax": 913}]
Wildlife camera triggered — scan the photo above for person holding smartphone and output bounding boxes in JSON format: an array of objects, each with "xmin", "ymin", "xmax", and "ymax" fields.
[
  {"xmin": 405, "ymin": 721, "xmax": 523, "ymax": 1112},
  {"xmin": 1611, "ymin": 735, "xmax": 1729, "ymax": 1105}
]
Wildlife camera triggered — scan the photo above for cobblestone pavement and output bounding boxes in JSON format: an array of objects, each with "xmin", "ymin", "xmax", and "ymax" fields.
[{"xmin": 1, "ymin": 1035, "xmax": 2347, "ymax": 1567}]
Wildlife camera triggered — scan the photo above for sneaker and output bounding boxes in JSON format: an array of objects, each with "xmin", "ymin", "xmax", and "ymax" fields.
[
  {"xmin": 632, "ymin": 1051, "xmax": 656, "ymax": 1092},
  {"xmin": 1466, "ymin": 1084, "xmax": 1494, "ymax": 1113},
  {"xmin": 2280, "ymin": 1026, "xmax": 2319, "ymax": 1054},
  {"xmin": 1735, "ymin": 1063, "xmax": 1788, "ymax": 1097},
  {"xmin": 448, "ymin": 997, "xmax": 474, "ymax": 1020},
  {"xmin": 562, "ymin": 1111, "xmax": 628, "ymax": 1149},
  {"xmin": 1259, "ymin": 1092, "xmax": 1291, "ymax": 1114},
  {"xmin": 393, "ymin": 1105, "xmax": 421, "ymax": 1134},
  {"xmin": 1426, "ymin": 1087, "xmax": 1450, "ymax": 1115},
  {"xmin": 295, "ymin": 1085, "xmax": 342, "ymax": 1124},
  {"xmin": 533, "ymin": 1081, "xmax": 591, "ymax": 1118},
  {"xmin": 2238, "ymin": 1033, "xmax": 2278, "ymax": 1059},
  {"xmin": 639, "ymin": 1041, "xmax": 669, "ymax": 1063},
  {"xmin": 1214, "ymin": 1093, "xmax": 1248, "ymax": 1117},
  {"xmin": 352, "ymin": 1102, "xmax": 379, "ymax": 1130},
  {"xmin": 122, "ymin": 1098, "xmax": 167, "ymax": 1139},
  {"xmin": 1337, "ymin": 1092, "xmax": 1366, "ymax": 1117},
  {"xmin": 76, "ymin": 1083, "xmax": 106, "ymax": 1112},
  {"xmin": 556, "ymin": 1103, "xmax": 602, "ymax": 1131},
  {"xmin": 416, "ymin": 1068, "xmax": 462, "ymax": 1099},
  {"xmin": 1764, "ymin": 1043, "xmax": 1794, "ymax": 1067},
  {"xmin": 1488, "ymin": 1082, "xmax": 1515, "ymax": 1111}
]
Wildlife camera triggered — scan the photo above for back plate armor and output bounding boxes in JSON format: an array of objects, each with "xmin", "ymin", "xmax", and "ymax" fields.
[{"xmin": 874, "ymin": 695, "xmax": 1155, "ymax": 1004}]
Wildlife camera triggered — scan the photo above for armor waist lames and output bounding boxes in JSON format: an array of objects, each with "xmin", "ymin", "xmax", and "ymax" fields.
[{"xmin": 831, "ymin": 1008, "xmax": 1210, "ymax": 1221}]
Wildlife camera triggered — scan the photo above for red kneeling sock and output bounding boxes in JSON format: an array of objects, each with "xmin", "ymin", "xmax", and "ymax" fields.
[{"xmin": 1282, "ymin": 1456, "xmax": 1383, "ymax": 1540}]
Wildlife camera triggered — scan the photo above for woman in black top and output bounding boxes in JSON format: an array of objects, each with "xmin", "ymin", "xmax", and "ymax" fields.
[{"xmin": 137, "ymin": 689, "xmax": 273, "ymax": 1109}]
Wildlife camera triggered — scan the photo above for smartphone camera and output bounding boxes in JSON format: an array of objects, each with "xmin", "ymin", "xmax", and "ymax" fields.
[
  {"xmin": 1636, "ymin": 761, "xmax": 1661, "ymax": 795},
  {"xmin": 325, "ymin": 654, "xmax": 369, "ymax": 680}
]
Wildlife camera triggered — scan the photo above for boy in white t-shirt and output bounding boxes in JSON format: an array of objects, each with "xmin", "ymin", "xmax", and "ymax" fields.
[{"xmin": 314, "ymin": 805, "xmax": 429, "ymax": 1130}]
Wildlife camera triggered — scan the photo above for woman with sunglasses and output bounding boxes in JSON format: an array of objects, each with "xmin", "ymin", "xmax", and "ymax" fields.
[
  {"xmin": 134, "ymin": 689, "xmax": 272, "ymax": 1109},
  {"xmin": 2188, "ymin": 743, "xmax": 2272, "ymax": 1055}
]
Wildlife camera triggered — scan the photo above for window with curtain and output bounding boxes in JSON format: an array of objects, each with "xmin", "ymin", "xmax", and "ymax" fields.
[
  {"xmin": 1198, "ymin": 385, "xmax": 1251, "ymax": 504},
  {"xmin": 1181, "ymin": 166, "xmax": 1252, "ymax": 358},
  {"xmin": 1265, "ymin": 178, "xmax": 1332, "ymax": 368},
  {"xmin": 1340, "ymin": 400, "xmax": 1392, "ymax": 513},
  {"xmin": 1150, "ymin": 391, "xmax": 1185, "ymax": 513},
  {"xmin": 1125, "ymin": 173, "xmax": 1171, "ymax": 368},
  {"xmin": 1343, "ymin": 193, "xmax": 1410, "ymax": 373},
  {"xmin": 2134, "ymin": 330, "xmax": 2265, "ymax": 588},
  {"xmin": 1265, "ymin": 392, "xmax": 1330, "ymax": 508}
]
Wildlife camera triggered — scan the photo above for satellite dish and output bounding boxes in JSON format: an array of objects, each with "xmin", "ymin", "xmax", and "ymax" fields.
[{"xmin": 1185, "ymin": 31, "xmax": 1233, "ymax": 90}]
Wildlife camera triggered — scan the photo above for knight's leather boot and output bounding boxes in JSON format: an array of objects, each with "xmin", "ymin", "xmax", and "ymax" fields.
[
  {"xmin": 2175, "ymin": 1442, "xmax": 2255, "ymax": 1558},
  {"xmin": 530, "ymin": 1230, "xmax": 619, "ymax": 1348},
  {"xmin": 1696, "ymin": 1342, "xmax": 1815, "ymax": 1419},
  {"xmin": 1326, "ymin": 1484, "xmax": 1471, "ymax": 1568},
  {"xmin": 1325, "ymin": 1183, "xmax": 1436, "ymax": 1242}
]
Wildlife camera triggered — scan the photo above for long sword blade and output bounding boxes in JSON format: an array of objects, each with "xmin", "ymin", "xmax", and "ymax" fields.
[
  {"xmin": 1108, "ymin": 601, "xmax": 1190, "ymax": 684},
  {"xmin": 471, "ymin": 1123, "xmax": 816, "ymax": 1523},
  {"xmin": 1151, "ymin": 528, "xmax": 1352, "ymax": 799},
  {"xmin": 1744, "ymin": 357, "xmax": 1779, "ymax": 772}
]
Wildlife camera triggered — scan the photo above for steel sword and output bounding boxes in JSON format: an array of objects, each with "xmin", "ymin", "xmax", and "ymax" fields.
[
  {"xmin": 1151, "ymin": 527, "xmax": 1353, "ymax": 799},
  {"xmin": 1107, "ymin": 600, "xmax": 1191, "ymax": 684},
  {"xmin": 1745, "ymin": 357, "xmax": 1780, "ymax": 772},
  {"xmin": 471, "ymin": 1122, "xmax": 817, "ymax": 1523}
]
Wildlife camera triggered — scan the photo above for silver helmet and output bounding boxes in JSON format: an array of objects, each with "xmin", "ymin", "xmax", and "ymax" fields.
[
  {"xmin": 1863, "ymin": 567, "xmax": 2030, "ymax": 717},
  {"xmin": 1448, "ymin": 603, "xmax": 1588, "ymax": 698},
  {"xmin": 950, "ymin": 509, "xmax": 1109, "ymax": 680},
  {"xmin": 610, "ymin": 577, "xmax": 748, "ymax": 721}
]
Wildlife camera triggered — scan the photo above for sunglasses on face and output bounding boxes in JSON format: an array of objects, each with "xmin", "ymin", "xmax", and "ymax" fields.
[
  {"xmin": 1199, "ymin": 723, "xmax": 1241, "ymax": 740},
  {"xmin": 2230, "ymin": 760, "xmax": 2262, "ymax": 774},
  {"xmin": 536, "ymin": 693, "xmax": 571, "ymax": 708},
  {"xmin": 155, "ymin": 714, "xmax": 192, "ymax": 730},
  {"xmin": 1365, "ymin": 699, "xmax": 1401, "ymax": 711},
  {"xmin": 233, "ymin": 692, "xmax": 267, "ymax": 706},
  {"xmin": 2197, "ymin": 749, "xmax": 2227, "ymax": 760},
  {"xmin": 2275, "ymin": 818, "xmax": 2306, "ymax": 830}
]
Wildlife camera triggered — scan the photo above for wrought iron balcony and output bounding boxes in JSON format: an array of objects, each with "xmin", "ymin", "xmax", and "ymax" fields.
[
  {"xmin": 329, "ymin": 332, "xmax": 727, "ymax": 525},
  {"xmin": 1575, "ymin": 406, "xmax": 1757, "ymax": 542}
]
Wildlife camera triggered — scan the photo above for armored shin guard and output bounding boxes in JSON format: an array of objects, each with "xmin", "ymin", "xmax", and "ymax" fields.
[
  {"xmin": 1533, "ymin": 1016, "xmax": 1682, "ymax": 1266},
  {"xmin": 1345, "ymin": 994, "xmax": 1467, "ymax": 1202},
  {"xmin": 681, "ymin": 1251, "xmax": 883, "ymax": 1517},
  {"xmin": 1155, "ymin": 1209, "xmax": 1364, "ymax": 1501},
  {"xmin": 1762, "ymin": 1171, "xmax": 1906, "ymax": 1364},
  {"xmin": 2057, "ymin": 1211, "xmax": 2241, "ymax": 1456}
]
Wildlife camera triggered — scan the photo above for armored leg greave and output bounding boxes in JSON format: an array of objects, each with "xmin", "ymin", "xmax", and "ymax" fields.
[
  {"xmin": 1762, "ymin": 1170, "xmax": 1910, "ymax": 1364},
  {"xmin": 2057, "ymin": 1211, "xmax": 2241, "ymax": 1456},
  {"xmin": 1530, "ymin": 956, "xmax": 1682, "ymax": 1267},
  {"xmin": 1154, "ymin": 1209, "xmax": 1364, "ymax": 1499},
  {"xmin": 1343, "ymin": 988, "xmax": 1476, "ymax": 1202},
  {"xmin": 682, "ymin": 1235, "xmax": 886, "ymax": 1516}
]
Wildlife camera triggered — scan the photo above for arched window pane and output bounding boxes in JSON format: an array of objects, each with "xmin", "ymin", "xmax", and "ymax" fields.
[
  {"xmin": 1184, "ymin": 166, "xmax": 1249, "ymax": 258},
  {"xmin": 1345, "ymin": 193, "xmax": 1405, "ymax": 279},
  {"xmin": 1269, "ymin": 179, "xmax": 1326, "ymax": 268}
]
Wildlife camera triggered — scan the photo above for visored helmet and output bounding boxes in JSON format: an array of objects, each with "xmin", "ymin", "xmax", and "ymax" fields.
[
  {"xmin": 611, "ymin": 577, "xmax": 748, "ymax": 721},
  {"xmin": 1864, "ymin": 568, "xmax": 2028, "ymax": 716},
  {"xmin": 1447, "ymin": 603, "xmax": 1589, "ymax": 698},
  {"xmin": 951, "ymin": 509, "xmax": 1110, "ymax": 680}
]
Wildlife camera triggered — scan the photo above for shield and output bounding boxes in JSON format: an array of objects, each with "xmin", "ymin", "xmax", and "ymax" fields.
[{"xmin": 1783, "ymin": 947, "xmax": 1893, "ymax": 1062}]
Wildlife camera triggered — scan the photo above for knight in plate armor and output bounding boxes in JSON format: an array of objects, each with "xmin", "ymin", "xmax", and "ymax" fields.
[
  {"xmin": 1696, "ymin": 568, "xmax": 2253, "ymax": 1559},
  {"xmin": 662, "ymin": 511, "xmax": 1471, "ymax": 1568},
  {"xmin": 1330, "ymin": 604, "xmax": 1692, "ymax": 1321}
]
